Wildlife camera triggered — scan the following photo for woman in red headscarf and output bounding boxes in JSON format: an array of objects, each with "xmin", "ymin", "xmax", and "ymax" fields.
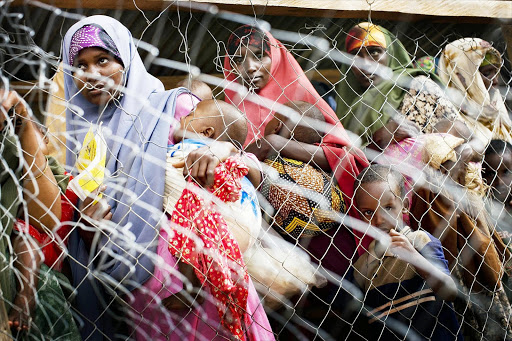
[{"xmin": 223, "ymin": 25, "xmax": 370, "ymax": 335}]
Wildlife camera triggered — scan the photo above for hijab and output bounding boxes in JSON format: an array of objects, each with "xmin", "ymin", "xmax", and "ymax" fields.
[
  {"xmin": 62, "ymin": 15, "xmax": 186, "ymax": 338},
  {"xmin": 335, "ymin": 23, "xmax": 443, "ymax": 146},
  {"xmin": 223, "ymin": 25, "xmax": 370, "ymax": 254},
  {"xmin": 438, "ymin": 38, "xmax": 512, "ymax": 142}
]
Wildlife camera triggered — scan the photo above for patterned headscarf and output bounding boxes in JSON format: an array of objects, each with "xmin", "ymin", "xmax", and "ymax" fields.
[
  {"xmin": 227, "ymin": 25, "xmax": 270, "ymax": 57},
  {"xmin": 415, "ymin": 56, "xmax": 438, "ymax": 74},
  {"xmin": 345, "ymin": 22, "xmax": 388, "ymax": 54},
  {"xmin": 68, "ymin": 24, "xmax": 122, "ymax": 67}
]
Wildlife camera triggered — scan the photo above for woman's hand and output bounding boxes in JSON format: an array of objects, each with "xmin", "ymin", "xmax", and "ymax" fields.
[
  {"xmin": 371, "ymin": 119, "xmax": 419, "ymax": 150},
  {"xmin": 182, "ymin": 141, "xmax": 237, "ymax": 188},
  {"xmin": 79, "ymin": 187, "xmax": 112, "ymax": 248},
  {"xmin": 0, "ymin": 89, "xmax": 30, "ymax": 133},
  {"xmin": 244, "ymin": 135, "xmax": 278, "ymax": 161},
  {"xmin": 440, "ymin": 143, "xmax": 473, "ymax": 186}
]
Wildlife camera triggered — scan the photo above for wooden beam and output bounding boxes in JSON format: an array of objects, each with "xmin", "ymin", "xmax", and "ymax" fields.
[
  {"xmin": 168, "ymin": 0, "xmax": 512, "ymax": 22},
  {"xmin": 13, "ymin": 0, "xmax": 512, "ymax": 23}
]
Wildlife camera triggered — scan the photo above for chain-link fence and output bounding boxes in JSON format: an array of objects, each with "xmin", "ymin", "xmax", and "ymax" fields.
[{"xmin": 1, "ymin": 1, "xmax": 512, "ymax": 340}]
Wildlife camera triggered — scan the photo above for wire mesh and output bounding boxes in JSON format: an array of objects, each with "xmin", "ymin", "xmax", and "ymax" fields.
[{"xmin": 1, "ymin": 1, "xmax": 512, "ymax": 340}]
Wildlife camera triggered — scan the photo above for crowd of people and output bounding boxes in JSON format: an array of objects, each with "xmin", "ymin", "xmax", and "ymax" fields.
[{"xmin": 1, "ymin": 15, "xmax": 512, "ymax": 341}]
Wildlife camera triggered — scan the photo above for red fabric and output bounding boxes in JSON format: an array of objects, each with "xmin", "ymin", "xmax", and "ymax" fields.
[
  {"xmin": 13, "ymin": 174, "xmax": 78, "ymax": 271},
  {"xmin": 223, "ymin": 28, "xmax": 371, "ymax": 254},
  {"xmin": 168, "ymin": 157, "xmax": 250, "ymax": 340}
]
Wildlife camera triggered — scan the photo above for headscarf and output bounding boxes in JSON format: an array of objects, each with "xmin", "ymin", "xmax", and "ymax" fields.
[
  {"xmin": 223, "ymin": 25, "xmax": 370, "ymax": 254},
  {"xmin": 335, "ymin": 23, "xmax": 444, "ymax": 146},
  {"xmin": 438, "ymin": 38, "xmax": 512, "ymax": 142},
  {"xmin": 345, "ymin": 22, "xmax": 388, "ymax": 54},
  {"xmin": 227, "ymin": 25, "xmax": 271, "ymax": 58},
  {"xmin": 68, "ymin": 24, "xmax": 122, "ymax": 67},
  {"xmin": 415, "ymin": 55, "xmax": 438, "ymax": 74},
  {"xmin": 62, "ymin": 15, "xmax": 186, "ymax": 339}
]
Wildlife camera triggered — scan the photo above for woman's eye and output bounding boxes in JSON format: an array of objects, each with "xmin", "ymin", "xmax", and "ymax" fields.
[
  {"xmin": 76, "ymin": 64, "xmax": 86, "ymax": 71},
  {"xmin": 384, "ymin": 206, "xmax": 393, "ymax": 211},
  {"xmin": 99, "ymin": 57, "xmax": 109, "ymax": 65},
  {"xmin": 364, "ymin": 210, "xmax": 373, "ymax": 216},
  {"xmin": 232, "ymin": 57, "xmax": 243, "ymax": 65}
]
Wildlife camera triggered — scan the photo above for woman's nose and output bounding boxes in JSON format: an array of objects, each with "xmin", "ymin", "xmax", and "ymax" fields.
[
  {"xmin": 243, "ymin": 57, "xmax": 258, "ymax": 74},
  {"xmin": 86, "ymin": 65, "xmax": 101, "ymax": 82},
  {"xmin": 492, "ymin": 75, "xmax": 499, "ymax": 88}
]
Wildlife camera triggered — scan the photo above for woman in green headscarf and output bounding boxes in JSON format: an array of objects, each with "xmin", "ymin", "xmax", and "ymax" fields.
[{"xmin": 335, "ymin": 22, "xmax": 460, "ymax": 149}]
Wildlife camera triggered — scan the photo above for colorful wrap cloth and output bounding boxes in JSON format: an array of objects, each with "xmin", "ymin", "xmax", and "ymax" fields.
[
  {"xmin": 168, "ymin": 156, "xmax": 250, "ymax": 340},
  {"xmin": 345, "ymin": 22, "xmax": 388, "ymax": 53}
]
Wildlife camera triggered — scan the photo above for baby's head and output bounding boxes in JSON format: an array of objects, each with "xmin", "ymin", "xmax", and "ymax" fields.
[
  {"xmin": 264, "ymin": 101, "xmax": 325, "ymax": 144},
  {"xmin": 177, "ymin": 79, "xmax": 213, "ymax": 101},
  {"xmin": 433, "ymin": 119, "xmax": 471, "ymax": 142},
  {"xmin": 354, "ymin": 164, "xmax": 408, "ymax": 233},
  {"xmin": 483, "ymin": 139, "xmax": 512, "ymax": 204},
  {"xmin": 176, "ymin": 99, "xmax": 248, "ymax": 147}
]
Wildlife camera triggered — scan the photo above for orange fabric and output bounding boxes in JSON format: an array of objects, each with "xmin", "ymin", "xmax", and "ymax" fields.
[
  {"xmin": 410, "ymin": 187, "xmax": 506, "ymax": 292},
  {"xmin": 223, "ymin": 27, "xmax": 370, "ymax": 254},
  {"xmin": 345, "ymin": 22, "xmax": 388, "ymax": 54}
]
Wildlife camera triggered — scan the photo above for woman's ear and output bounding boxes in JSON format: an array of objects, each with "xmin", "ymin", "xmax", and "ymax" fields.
[
  {"xmin": 271, "ymin": 121, "xmax": 283, "ymax": 135},
  {"xmin": 201, "ymin": 126, "xmax": 215, "ymax": 138},
  {"xmin": 402, "ymin": 197, "xmax": 410, "ymax": 214}
]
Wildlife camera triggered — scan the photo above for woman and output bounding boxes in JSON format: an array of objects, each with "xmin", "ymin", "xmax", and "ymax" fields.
[
  {"xmin": 439, "ymin": 38, "xmax": 512, "ymax": 145},
  {"xmin": 224, "ymin": 24, "xmax": 369, "ymax": 265},
  {"xmin": 0, "ymin": 88, "xmax": 80, "ymax": 339},
  {"xmin": 223, "ymin": 25, "xmax": 369, "ymax": 337},
  {"xmin": 62, "ymin": 16, "xmax": 272, "ymax": 340},
  {"xmin": 335, "ymin": 22, "xmax": 460, "ymax": 149}
]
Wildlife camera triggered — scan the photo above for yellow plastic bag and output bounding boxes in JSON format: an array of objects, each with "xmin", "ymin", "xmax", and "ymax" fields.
[{"xmin": 68, "ymin": 125, "xmax": 107, "ymax": 202}]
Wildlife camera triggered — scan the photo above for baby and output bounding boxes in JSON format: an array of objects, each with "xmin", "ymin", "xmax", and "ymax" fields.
[
  {"xmin": 176, "ymin": 79, "xmax": 213, "ymax": 101},
  {"xmin": 264, "ymin": 100, "xmax": 325, "ymax": 145},
  {"xmin": 260, "ymin": 101, "xmax": 346, "ymax": 239},
  {"xmin": 162, "ymin": 99, "xmax": 324, "ymax": 314},
  {"xmin": 352, "ymin": 164, "xmax": 461, "ymax": 340}
]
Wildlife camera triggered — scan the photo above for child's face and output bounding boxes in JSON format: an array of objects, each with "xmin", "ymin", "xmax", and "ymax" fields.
[
  {"xmin": 484, "ymin": 151, "xmax": 512, "ymax": 203},
  {"xmin": 355, "ymin": 180, "xmax": 406, "ymax": 233}
]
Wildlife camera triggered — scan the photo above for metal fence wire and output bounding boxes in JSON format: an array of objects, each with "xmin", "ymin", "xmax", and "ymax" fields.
[{"xmin": 1, "ymin": 1, "xmax": 512, "ymax": 340}]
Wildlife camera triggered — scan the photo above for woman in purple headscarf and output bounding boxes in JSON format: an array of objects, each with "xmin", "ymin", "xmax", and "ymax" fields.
[{"xmin": 62, "ymin": 16, "xmax": 273, "ymax": 340}]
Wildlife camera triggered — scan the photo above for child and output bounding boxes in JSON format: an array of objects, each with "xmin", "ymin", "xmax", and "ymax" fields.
[
  {"xmin": 130, "ymin": 99, "xmax": 275, "ymax": 341},
  {"xmin": 176, "ymin": 79, "xmax": 213, "ymax": 101},
  {"xmin": 352, "ymin": 164, "xmax": 461, "ymax": 340},
  {"xmin": 483, "ymin": 139, "xmax": 512, "ymax": 207},
  {"xmin": 263, "ymin": 100, "xmax": 326, "ymax": 145}
]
